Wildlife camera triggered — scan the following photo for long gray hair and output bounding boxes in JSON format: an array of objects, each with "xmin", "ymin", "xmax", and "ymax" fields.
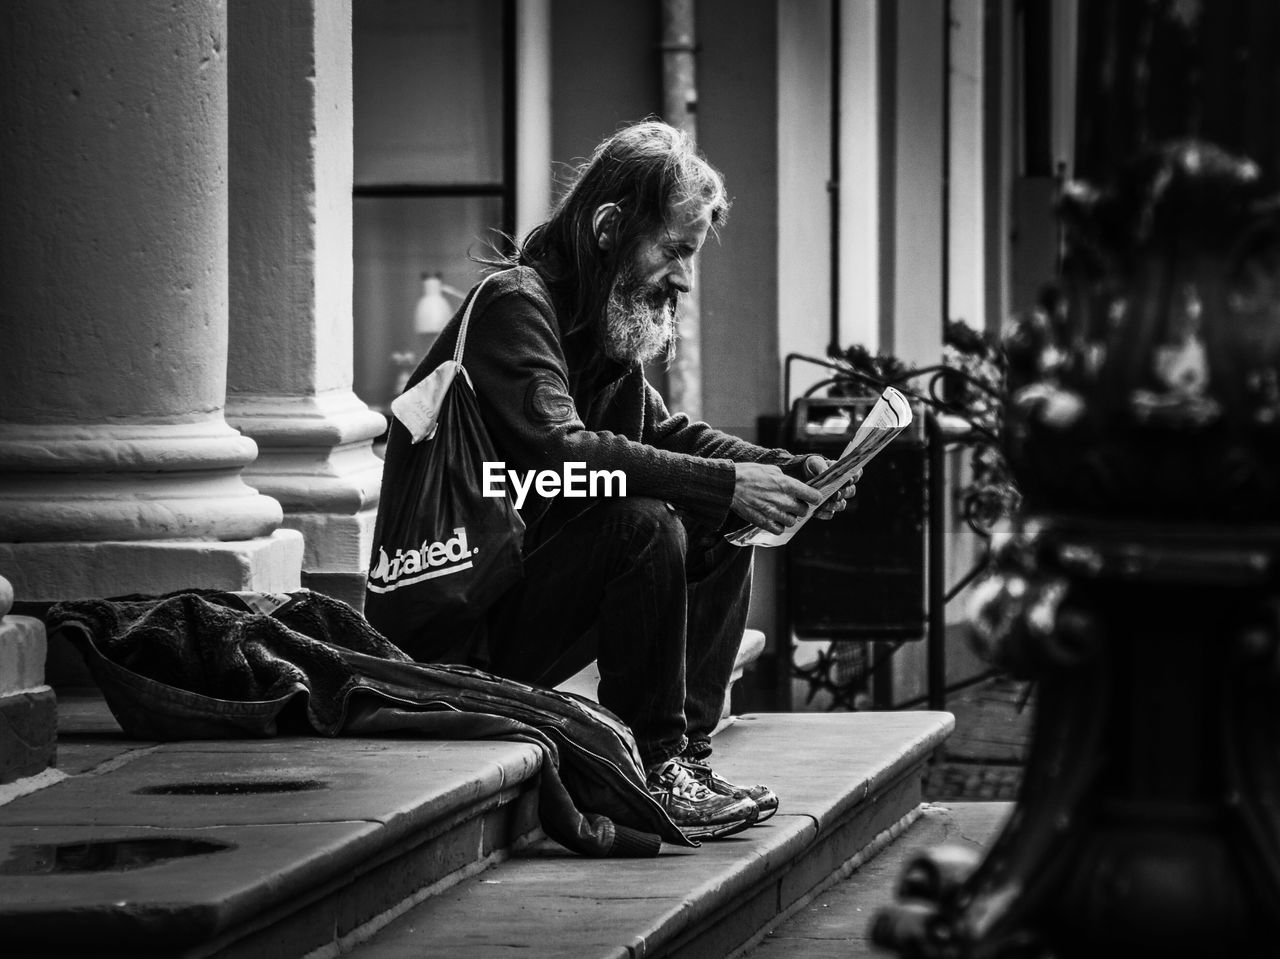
[{"xmin": 501, "ymin": 120, "xmax": 729, "ymax": 341}]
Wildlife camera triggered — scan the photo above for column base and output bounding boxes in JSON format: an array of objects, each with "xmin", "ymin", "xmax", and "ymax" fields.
[
  {"xmin": 301, "ymin": 571, "xmax": 368, "ymax": 615},
  {"xmin": 0, "ymin": 531, "xmax": 303, "ymax": 688},
  {"xmin": 227, "ymin": 392, "xmax": 383, "ymax": 611},
  {"xmin": 0, "ymin": 614, "xmax": 55, "ymax": 785},
  {"xmin": 285, "ymin": 508, "xmax": 375, "ymax": 613},
  {"xmin": 0, "ymin": 530, "xmax": 304, "ymax": 601},
  {"xmin": 285, "ymin": 507, "xmax": 377, "ymax": 572}
]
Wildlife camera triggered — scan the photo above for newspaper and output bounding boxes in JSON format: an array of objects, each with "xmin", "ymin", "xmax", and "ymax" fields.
[{"xmin": 725, "ymin": 386, "xmax": 913, "ymax": 548}]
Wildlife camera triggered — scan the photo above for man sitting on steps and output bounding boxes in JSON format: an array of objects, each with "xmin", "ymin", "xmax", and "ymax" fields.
[{"xmin": 377, "ymin": 121, "xmax": 858, "ymax": 840}]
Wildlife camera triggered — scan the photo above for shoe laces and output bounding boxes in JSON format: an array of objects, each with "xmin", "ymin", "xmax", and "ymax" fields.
[
  {"xmin": 675, "ymin": 756, "xmax": 719, "ymax": 784},
  {"xmin": 654, "ymin": 760, "xmax": 715, "ymax": 801}
]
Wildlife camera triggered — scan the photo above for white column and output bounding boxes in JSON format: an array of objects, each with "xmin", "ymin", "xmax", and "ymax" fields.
[
  {"xmin": 948, "ymin": 0, "xmax": 987, "ymax": 335},
  {"xmin": 1051, "ymin": 0, "xmax": 1079, "ymax": 180},
  {"xmin": 839, "ymin": 0, "xmax": 883, "ymax": 356},
  {"xmin": 777, "ymin": 0, "xmax": 834, "ymax": 403},
  {"xmin": 226, "ymin": 0, "xmax": 385, "ymax": 611},
  {"xmin": 516, "ymin": 0, "xmax": 553, "ymax": 240},
  {"xmin": 0, "ymin": 0, "xmax": 302, "ymax": 602},
  {"xmin": 890, "ymin": 0, "xmax": 946, "ymax": 369},
  {"xmin": 777, "ymin": 0, "xmax": 885, "ymax": 383},
  {"xmin": 886, "ymin": 0, "xmax": 946, "ymax": 705},
  {"xmin": 942, "ymin": 0, "xmax": 998, "ymax": 691}
]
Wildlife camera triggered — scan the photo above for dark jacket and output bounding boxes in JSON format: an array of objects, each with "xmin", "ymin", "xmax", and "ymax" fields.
[
  {"xmin": 46, "ymin": 589, "xmax": 694, "ymax": 858},
  {"xmin": 383, "ymin": 266, "xmax": 797, "ymax": 548}
]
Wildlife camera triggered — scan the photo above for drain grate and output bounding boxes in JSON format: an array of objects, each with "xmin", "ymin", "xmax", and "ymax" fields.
[
  {"xmin": 136, "ymin": 779, "xmax": 327, "ymax": 796},
  {"xmin": 0, "ymin": 837, "xmax": 233, "ymax": 875}
]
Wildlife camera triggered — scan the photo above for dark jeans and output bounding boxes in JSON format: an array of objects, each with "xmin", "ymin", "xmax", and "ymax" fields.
[{"xmin": 482, "ymin": 497, "xmax": 754, "ymax": 768}]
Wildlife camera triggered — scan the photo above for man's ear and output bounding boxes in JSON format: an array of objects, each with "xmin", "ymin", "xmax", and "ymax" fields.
[{"xmin": 592, "ymin": 203, "xmax": 621, "ymax": 250}]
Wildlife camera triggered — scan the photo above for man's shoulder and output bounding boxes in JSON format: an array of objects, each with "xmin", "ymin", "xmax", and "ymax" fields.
[
  {"xmin": 463, "ymin": 266, "xmax": 565, "ymax": 357},
  {"xmin": 479, "ymin": 265, "xmax": 554, "ymax": 311}
]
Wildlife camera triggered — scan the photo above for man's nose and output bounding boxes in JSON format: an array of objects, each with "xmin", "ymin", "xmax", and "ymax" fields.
[{"xmin": 669, "ymin": 258, "xmax": 693, "ymax": 293}]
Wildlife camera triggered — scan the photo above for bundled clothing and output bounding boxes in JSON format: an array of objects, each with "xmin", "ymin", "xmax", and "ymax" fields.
[{"xmin": 46, "ymin": 588, "xmax": 694, "ymax": 857}]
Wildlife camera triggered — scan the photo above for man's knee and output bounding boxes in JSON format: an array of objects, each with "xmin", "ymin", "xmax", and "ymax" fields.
[{"xmin": 596, "ymin": 496, "xmax": 687, "ymax": 551}]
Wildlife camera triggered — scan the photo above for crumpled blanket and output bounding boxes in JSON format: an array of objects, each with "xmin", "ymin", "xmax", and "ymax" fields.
[{"xmin": 45, "ymin": 588, "xmax": 694, "ymax": 857}]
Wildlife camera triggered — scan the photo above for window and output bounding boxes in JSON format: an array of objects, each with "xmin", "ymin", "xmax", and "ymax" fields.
[{"xmin": 352, "ymin": 0, "xmax": 514, "ymax": 409}]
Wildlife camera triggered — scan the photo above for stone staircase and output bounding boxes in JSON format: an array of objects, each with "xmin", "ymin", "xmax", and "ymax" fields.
[
  {"xmin": 0, "ymin": 632, "xmax": 952, "ymax": 958},
  {"xmin": 347, "ymin": 711, "xmax": 950, "ymax": 959},
  {"xmin": 1, "ymin": 709, "xmax": 545, "ymax": 958}
]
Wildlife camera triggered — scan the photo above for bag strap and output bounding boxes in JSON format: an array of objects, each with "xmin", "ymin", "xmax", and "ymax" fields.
[{"xmin": 453, "ymin": 269, "xmax": 511, "ymax": 366}]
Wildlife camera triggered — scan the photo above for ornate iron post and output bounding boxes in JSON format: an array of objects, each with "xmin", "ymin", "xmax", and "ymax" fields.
[
  {"xmin": 872, "ymin": 3, "xmax": 1280, "ymax": 953},
  {"xmin": 872, "ymin": 131, "xmax": 1280, "ymax": 959}
]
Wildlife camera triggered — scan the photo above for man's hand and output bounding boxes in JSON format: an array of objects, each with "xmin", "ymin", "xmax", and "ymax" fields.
[
  {"xmin": 732, "ymin": 462, "xmax": 826, "ymax": 535},
  {"xmin": 800, "ymin": 455, "xmax": 861, "ymax": 521}
]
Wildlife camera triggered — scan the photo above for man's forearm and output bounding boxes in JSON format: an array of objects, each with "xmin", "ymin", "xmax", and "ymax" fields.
[{"xmin": 643, "ymin": 382, "xmax": 793, "ymax": 465}]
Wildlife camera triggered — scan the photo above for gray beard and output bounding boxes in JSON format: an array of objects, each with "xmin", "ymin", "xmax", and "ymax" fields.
[{"xmin": 601, "ymin": 275, "xmax": 678, "ymax": 366}]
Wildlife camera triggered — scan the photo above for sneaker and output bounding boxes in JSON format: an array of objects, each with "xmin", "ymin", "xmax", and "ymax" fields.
[
  {"xmin": 646, "ymin": 758, "xmax": 759, "ymax": 840},
  {"xmin": 677, "ymin": 757, "xmax": 779, "ymax": 823}
]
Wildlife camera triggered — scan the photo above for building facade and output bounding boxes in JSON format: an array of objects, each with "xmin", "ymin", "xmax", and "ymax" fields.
[{"xmin": 0, "ymin": 0, "xmax": 1071, "ymax": 706}]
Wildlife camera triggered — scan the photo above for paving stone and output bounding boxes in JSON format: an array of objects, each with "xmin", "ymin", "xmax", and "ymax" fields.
[
  {"xmin": 925, "ymin": 759, "xmax": 1023, "ymax": 801},
  {"xmin": 51, "ymin": 741, "xmax": 151, "ymax": 777}
]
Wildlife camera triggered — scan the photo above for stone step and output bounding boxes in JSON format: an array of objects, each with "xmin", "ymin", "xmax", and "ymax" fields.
[
  {"xmin": 0, "ymin": 626, "xmax": 770, "ymax": 957},
  {"xmin": 347, "ymin": 710, "xmax": 953, "ymax": 959},
  {"xmin": 0, "ymin": 695, "xmax": 546, "ymax": 959},
  {"xmin": 0, "ymin": 611, "xmax": 56, "ymax": 784},
  {"xmin": 4, "ymin": 658, "xmax": 950, "ymax": 958},
  {"xmin": 745, "ymin": 801, "xmax": 1012, "ymax": 958}
]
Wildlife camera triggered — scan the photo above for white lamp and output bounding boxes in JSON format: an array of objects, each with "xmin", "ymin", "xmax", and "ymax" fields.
[
  {"xmin": 391, "ymin": 273, "xmax": 466, "ymax": 400},
  {"xmin": 414, "ymin": 272, "xmax": 463, "ymax": 336}
]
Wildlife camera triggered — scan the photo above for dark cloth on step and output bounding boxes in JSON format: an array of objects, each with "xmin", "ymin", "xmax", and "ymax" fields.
[{"xmin": 45, "ymin": 588, "xmax": 694, "ymax": 857}]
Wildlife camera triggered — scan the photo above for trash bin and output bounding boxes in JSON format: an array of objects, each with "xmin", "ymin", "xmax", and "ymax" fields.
[{"xmin": 763, "ymin": 397, "xmax": 928, "ymax": 709}]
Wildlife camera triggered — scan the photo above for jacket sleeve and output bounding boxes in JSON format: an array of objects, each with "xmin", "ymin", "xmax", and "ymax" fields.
[
  {"xmin": 642, "ymin": 380, "xmax": 797, "ymax": 466},
  {"xmin": 462, "ymin": 280, "xmax": 738, "ymax": 528}
]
